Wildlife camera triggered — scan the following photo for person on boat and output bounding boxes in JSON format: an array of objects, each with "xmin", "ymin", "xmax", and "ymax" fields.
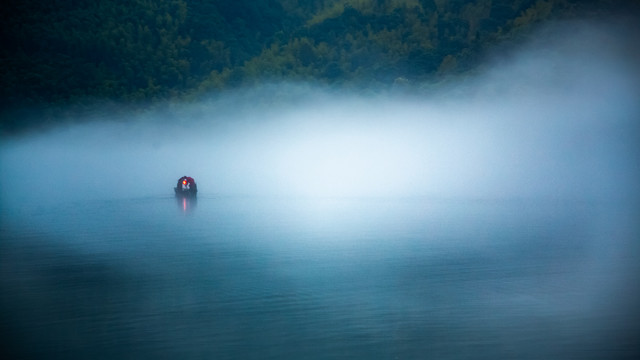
[{"xmin": 185, "ymin": 176, "xmax": 197, "ymax": 192}]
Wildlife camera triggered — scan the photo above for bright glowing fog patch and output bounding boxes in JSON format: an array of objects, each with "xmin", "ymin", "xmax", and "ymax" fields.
[
  {"xmin": 1, "ymin": 20, "xmax": 638, "ymax": 203},
  {"xmin": 266, "ymin": 103, "xmax": 498, "ymax": 197}
]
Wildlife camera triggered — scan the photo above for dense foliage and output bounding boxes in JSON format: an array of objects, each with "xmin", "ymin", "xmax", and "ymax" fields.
[{"xmin": 0, "ymin": 0, "xmax": 634, "ymax": 115}]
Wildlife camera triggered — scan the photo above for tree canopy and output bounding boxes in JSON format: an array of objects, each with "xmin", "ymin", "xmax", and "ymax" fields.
[{"xmin": 0, "ymin": 0, "xmax": 635, "ymax": 119}]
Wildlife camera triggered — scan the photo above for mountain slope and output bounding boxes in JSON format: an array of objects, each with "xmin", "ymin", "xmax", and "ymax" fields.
[{"xmin": 0, "ymin": 0, "xmax": 634, "ymax": 113}]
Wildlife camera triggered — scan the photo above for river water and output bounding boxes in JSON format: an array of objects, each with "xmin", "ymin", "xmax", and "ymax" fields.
[{"xmin": 1, "ymin": 195, "xmax": 638, "ymax": 359}]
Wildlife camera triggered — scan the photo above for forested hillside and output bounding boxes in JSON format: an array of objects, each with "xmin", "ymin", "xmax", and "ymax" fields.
[{"xmin": 0, "ymin": 0, "xmax": 634, "ymax": 114}]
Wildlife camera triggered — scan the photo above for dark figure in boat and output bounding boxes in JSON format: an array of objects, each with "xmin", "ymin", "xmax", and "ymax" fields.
[{"xmin": 175, "ymin": 176, "xmax": 197, "ymax": 196}]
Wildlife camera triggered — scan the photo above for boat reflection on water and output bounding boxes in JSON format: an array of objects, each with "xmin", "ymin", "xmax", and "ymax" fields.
[{"xmin": 176, "ymin": 194, "xmax": 197, "ymax": 213}]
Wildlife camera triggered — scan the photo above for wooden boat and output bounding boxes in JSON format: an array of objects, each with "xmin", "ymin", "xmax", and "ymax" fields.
[{"xmin": 175, "ymin": 176, "xmax": 197, "ymax": 197}]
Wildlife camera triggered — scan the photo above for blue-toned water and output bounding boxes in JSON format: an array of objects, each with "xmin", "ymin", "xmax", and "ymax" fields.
[{"xmin": 1, "ymin": 196, "xmax": 638, "ymax": 359}]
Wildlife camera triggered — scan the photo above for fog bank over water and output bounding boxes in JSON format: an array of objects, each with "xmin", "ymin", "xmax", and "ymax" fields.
[{"xmin": 1, "ymin": 20, "xmax": 639, "ymax": 204}]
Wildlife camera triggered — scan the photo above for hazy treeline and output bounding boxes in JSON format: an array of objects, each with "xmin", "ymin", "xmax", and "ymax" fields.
[{"xmin": 0, "ymin": 0, "xmax": 633, "ymax": 119}]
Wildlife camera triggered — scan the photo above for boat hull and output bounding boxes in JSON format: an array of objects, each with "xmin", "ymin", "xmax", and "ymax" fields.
[{"xmin": 175, "ymin": 187, "xmax": 197, "ymax": 197}]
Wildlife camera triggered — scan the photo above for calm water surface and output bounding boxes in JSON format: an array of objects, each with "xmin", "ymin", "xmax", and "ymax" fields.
[{"xmin": 1, "ymin": 196, "xmax": 638, "ymax": 359}]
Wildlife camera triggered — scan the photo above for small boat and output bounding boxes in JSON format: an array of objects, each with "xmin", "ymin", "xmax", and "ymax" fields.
[{"xmin": 175, "ymin": 176, "xmax": 197, "ymax": 197}]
